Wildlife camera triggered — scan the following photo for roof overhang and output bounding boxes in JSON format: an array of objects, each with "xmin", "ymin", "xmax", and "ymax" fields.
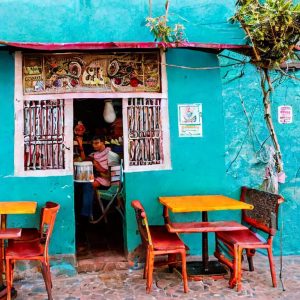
[
  {"xmin": 0, "ymin": 40, "xmax": 252, "ymax": 54},
  {"xmin": 2, "ymin": 41, "xmax": 299, "ymax": 60}
]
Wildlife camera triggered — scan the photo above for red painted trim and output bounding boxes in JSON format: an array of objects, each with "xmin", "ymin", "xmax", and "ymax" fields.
[{"xmin": 0, "ymin": 40, "xmax": 251, "ymax": 51}]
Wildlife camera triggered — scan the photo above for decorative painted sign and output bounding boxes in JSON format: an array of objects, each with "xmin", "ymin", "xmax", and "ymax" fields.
[
  {"xmin": 178, "ymin": 103, "xmax": 202, "ymax": 137},
  {"xmin": 23, "ymin": 52, "xmax": 161, "ymax": 94},
  {"xmin": 278, "ymin": 105, "xmax": 293, "ymax": 124}
]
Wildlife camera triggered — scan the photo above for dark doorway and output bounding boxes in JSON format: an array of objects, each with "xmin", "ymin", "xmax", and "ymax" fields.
[{"xmin": 73, "ymin": 98, "xmax": 125, "ymax": 271}]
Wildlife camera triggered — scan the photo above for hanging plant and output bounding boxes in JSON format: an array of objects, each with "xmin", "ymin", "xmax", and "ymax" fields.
[
  {"xmin": 146, "ymin": 0, "xmax": 186, "ymax": 43},
  {"xmin": 230, "ymin": 0, "xmax": 300, "ymax": 192},
  {"xmin": 231, "ymin": 0, "xmax": 300, "ymax": 68}
]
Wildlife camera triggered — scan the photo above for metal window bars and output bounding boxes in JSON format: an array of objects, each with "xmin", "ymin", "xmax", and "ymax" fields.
[
  {"xmin": 24, "ymin": 99, "xmax": 65, "ymax": 170},
  {"xmin": 127, "ymin": 98, "xmax": 163, "ymax": 166}
]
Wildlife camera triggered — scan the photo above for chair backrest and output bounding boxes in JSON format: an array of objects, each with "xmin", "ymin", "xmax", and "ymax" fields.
[
  {"xmin": 110, "ymin": 159, "xmax": 124, "ymax": 194},
  {"xmin": 241, "ymin": 186, "xmax": 284, "ymax": 235},
  {"xmin": 131, "ymin": 200, "xmax": 152, "ymax": 246},
  {"xmin": 39, "ymin": 202, "xmax": 60, "ymax": 250},
  {"xmin": 110, "ymin": 165, "xmax": 121, "ymax": 186}
]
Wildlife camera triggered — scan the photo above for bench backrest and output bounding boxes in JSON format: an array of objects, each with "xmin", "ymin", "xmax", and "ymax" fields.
[{"xmin": 241, "ymin": 186, "xmax": 284, "ymax": 235}]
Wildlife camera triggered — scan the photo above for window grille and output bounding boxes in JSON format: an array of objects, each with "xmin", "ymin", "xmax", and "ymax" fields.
[
  {"xmin": 127, "ymin": 98, "xmax": 163, "ymax": 166},
  {"xmin": 24, "ymin": 99, "xmax": 65, "ymax": 170}
]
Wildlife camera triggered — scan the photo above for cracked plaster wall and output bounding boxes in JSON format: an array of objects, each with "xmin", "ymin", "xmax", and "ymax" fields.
[{"xmin": 220, "ymin": 51, "xmax": 300, "ymax": 255}]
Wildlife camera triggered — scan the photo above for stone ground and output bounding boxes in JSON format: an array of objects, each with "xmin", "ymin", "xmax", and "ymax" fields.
[{"xmin": 13, "ymin": 254, "xmax": 300, "ymax": 300}]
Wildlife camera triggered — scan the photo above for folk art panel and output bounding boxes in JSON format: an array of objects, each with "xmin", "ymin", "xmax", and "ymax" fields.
[{"xmin": 23, "ymin": 52, "xmax": 161, "ymax": 94}]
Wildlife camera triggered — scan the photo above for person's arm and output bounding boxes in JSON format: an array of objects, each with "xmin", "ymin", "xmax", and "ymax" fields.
[
  {"xmin": 75, "ymin": 136, "xmax": 86, "ymax": 160},
  {"xmin": 93, "ymin": 160, "xmax": 107, "ymax": 173}
]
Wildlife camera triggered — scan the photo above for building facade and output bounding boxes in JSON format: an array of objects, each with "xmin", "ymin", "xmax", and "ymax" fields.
[{"xmin": 0, "ymin": 1, "xmax": 299, "ymax": 271}]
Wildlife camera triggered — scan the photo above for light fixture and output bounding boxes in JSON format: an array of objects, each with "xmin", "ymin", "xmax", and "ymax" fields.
[{"xmin": 103, "ymin": 99, "xmax": 116, "ymax": 123}]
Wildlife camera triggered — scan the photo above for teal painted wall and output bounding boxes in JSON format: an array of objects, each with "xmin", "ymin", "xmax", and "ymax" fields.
[
  {"xmin": 220, "ymin": 51, "xmax": 300, "ymax": 255},
  {"xmin": 0, "ymin": 0, "xmax": 243, "ymax": 44},
  {"xmin": 126, "ymin": 49, "xmax": 233, "ymax": 255},
  {"xmin": 0, "ymin": 51, "xmax": 75, "ymax": 255},
  {"xmin": 0, "ymin": 1, "xmax": 299, "ymax": 259}
]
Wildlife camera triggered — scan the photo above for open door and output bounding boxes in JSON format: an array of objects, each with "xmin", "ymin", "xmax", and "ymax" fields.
[{"xmin": 73, "ymin": 98, "xmax": 125, "ymax": 271}]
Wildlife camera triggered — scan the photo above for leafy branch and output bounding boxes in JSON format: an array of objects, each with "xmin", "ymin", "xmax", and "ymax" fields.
[
  {"xmin": 146, "ymin": 0, "xmax": 187, "ymax": 43},
  {"xmin": 231, "ymin": 0, "xmax": 300, "ymax": 68},
  {"xmin": 231, "ymin": 0, "xmax": 300, "ymax": 192}
]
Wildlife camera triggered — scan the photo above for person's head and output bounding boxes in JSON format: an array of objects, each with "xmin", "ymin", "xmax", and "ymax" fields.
[
  {"xmin": 91, "ymin": 136, "xmax": 105, "ymax": 151},
  {"xmin": 74, "ymin": 121, "xmax": 86, "ymax": 137}
]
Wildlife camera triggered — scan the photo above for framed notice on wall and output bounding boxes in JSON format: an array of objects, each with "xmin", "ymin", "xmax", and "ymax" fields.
[{"xmin": 178, "ymin": 103, "xmax": 202, "ymax": 137}]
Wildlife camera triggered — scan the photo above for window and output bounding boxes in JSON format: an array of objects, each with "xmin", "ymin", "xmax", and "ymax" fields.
[
  {"xmin": 123, "ymin": 98, "xmax": 171, "ymax": 172},
  {"xmin": 24, "ymin": 99, "xmax": 65, "ymax": 170},
  {"xmin": 14, "ymin": 51, "xmax": 169, "ymax": 176}
]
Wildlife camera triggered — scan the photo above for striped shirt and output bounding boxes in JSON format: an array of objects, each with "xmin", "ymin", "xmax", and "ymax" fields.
[{"xmin": 89, "ymin": 147, "xmax": 111, "ymax": 187}]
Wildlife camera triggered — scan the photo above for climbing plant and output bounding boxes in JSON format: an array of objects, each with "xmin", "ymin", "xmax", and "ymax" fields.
[
  {"xmin": 230, "ymin": 0, "xmax": 300, "ymax": 191},
  {"xmin": 146, "ymin": 0, "xmax": 186, "ymax": 43}
]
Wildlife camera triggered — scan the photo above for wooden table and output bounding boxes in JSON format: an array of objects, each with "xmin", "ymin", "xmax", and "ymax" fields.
[
  {"xmin": 159, "ymin": 195, "xmax": 253, "ymax": 279},
  {"xmin": 0, "ymin": 201, "xmax": 37, "ymax": 297}
]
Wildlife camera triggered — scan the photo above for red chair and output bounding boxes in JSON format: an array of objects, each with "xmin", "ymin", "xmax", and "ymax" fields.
[
  {"xmin": 5, "ymin": 202, "xmax": 60, "ymax": 300},
  {"xmin": 214, "ymin": 187, "xmax": 284, "ymax": 291},
  {"xmin": 131, "ymin": 200, "xmax": 188, "ymax": 294}
]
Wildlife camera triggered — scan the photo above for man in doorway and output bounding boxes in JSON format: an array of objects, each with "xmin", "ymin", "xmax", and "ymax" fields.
[{"xmin": 76, "ymin": 136, "xmax": 111, "ymax": 221}]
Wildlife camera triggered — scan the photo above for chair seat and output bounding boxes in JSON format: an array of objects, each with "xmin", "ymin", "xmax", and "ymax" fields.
[
  {"xmin": 216, "ymin": 229, "xmax": 267, "ymax": 245},
  {"xmin": 97, "ymin": 186, "xmax": 118, "ymax": 201},
  {"xmin": 150, "ymin": 226, "xmax": 186, "ymax": 251},
  {"xmin": 10, "ymin": 228, "xmax": 40, "ymax": 242},
  {"xmin": 6, "ymin": 239, "xmax": 44, "ymax": 258}
]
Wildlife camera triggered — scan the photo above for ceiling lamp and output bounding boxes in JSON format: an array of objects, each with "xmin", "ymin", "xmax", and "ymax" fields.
[{"xmin": 103, "ymin": 99, "xmax": 116, "ymax": 123}]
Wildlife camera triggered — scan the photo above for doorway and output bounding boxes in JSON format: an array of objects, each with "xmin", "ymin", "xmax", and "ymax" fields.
[{"xmin": 73, "ymin": 98, "xmax": 125, "ymax": 270}]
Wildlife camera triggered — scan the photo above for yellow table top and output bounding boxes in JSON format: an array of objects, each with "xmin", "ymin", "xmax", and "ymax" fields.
[
  {"xmin": 159, "ymin": 195, "xmax": 253, "ymax": 213},
  {"xmin": 0, "ymin": 201, "xmax": 37, "ymax": 214}
]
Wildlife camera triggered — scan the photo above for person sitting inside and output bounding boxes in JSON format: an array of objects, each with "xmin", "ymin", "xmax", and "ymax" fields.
[{"xmin": 76, "ymin": 136, "xmax": 111, "ymax": 220}]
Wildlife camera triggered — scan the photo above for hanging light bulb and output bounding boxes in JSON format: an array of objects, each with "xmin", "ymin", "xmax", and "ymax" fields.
[{"xmin": 103, "ymin": 99, "xmax": 116, "ymax": 123}]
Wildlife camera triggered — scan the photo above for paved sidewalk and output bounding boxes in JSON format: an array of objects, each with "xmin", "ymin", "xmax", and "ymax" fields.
[{"xmin": 13, "ymin": 254, "xmax": 300, "ymax": 300}]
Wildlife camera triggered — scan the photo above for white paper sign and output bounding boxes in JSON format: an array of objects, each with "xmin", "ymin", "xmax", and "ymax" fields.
[
  {"xmin": 278, "ymin": 105, "xmax": 293, "ymax": 124},
  {"xmin": 178, "ymin": 103, "xmax": 202, "ymax": 137}
]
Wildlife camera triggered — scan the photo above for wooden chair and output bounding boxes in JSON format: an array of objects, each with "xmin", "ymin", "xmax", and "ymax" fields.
[
  {"xmin": 131, "ymin": 200, "xmax": 188, "ymax": 294},
  {"xmin": 214, "ymin": 187, "xmax": 284, "ymax": 291},
  {"xmin": 5, "ymin": 202, "xmax": 60, "ymax": 300},
  {"xmin": 91, "ymin": 162, "xmax": 124, "ymax": 224}
]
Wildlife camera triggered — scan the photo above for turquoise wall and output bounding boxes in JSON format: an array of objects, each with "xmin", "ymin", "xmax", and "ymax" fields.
[
  {"xmin": 0, "ymin": 0, "xmax": 299, "ymax": 259},
  {"xmin": 127, "ymin": 50, "xmax": 300, "ymax": 257},
  {"xmin": 126, "ymin": 49, "xmax": 234, "ymax": 255},
  {"xmin": 0, "ymin": 51, "xmax": 75, "ymax": 255},
  {"xmin": 0, "ymin": 0, "xmax": 243, "ymax": 44},
  {"xmin": 220, "ymin": 51, "xmax": 300, "ymax": 255}
]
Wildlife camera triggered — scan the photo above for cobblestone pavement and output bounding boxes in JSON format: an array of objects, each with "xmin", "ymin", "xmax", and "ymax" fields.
[{"xmin": 13, "ymin": 254, "xmax": 300, "ymax": 300}]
